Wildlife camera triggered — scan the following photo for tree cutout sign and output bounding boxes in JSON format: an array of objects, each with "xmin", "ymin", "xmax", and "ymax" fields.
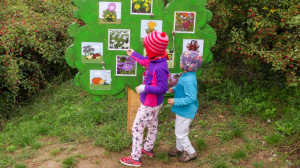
[{"xmin": 65, "ymin": 0, "xmax": 216, "ymax": 101}]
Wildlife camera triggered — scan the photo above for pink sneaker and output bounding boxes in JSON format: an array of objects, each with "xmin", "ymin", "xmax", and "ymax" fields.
[
  {"xmin": 142, "ymin": 148, "xmax": 154, "ymax": 157},
  {"xmin": 120, "ymin": 156, "xmax": 142, "ymax": 167}
]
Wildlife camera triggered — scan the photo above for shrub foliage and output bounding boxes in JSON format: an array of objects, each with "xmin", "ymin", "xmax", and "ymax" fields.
[
  {"xmin": 207, "ymin": 0, "xmax": 299, "ymax": 86},
  {"xmin": 0, "ymin": 0, "xmax": 77, "ymax": 119}
]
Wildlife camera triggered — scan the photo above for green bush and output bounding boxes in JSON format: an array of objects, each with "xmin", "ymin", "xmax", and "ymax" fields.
[
  {"xmin": 0, "ymin": 0, "xmax": 77, "ymax": 122},
  {"xmin": 207, "ymin": 0, "xmax": 299, "ymax": 86}
]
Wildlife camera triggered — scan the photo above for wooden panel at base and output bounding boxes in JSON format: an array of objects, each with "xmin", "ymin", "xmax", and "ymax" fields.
[{"xmin": 127, "ymin": 87, "xmax": 140, "ymax": 134}]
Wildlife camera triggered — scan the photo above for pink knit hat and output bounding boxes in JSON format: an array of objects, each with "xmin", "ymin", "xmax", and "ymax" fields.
[{"xmin": 144, "ymin": 31, "xmax": 169, "ymax": 59}]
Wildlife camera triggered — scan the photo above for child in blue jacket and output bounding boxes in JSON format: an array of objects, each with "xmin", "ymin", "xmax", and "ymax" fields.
[{"xmin": 167, "ymin": 50, "xmax": 203, "ymax": 162}]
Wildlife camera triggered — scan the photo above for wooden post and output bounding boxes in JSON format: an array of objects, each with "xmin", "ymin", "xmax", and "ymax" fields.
[{"xmin": 127, "ymin": 87, "xmax": 140, "ymax": 134}]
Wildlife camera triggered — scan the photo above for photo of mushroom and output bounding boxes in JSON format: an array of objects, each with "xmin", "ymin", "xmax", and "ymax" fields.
[{"xmin": 81, "ymin": 42, "xmax": 103, "ymax": 63}]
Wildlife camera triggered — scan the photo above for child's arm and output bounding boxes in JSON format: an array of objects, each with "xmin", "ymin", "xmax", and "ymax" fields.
[
  {"xmin": 173, "ymin": 81, "xmax": 197, "ymax": 106},
  {"xmin": 144, "ymin": 69, "xmax": 169, "ymax": 95},
  {"xmin": 129, "ymin": 51, "xmax": 149, "ymax": 67}
]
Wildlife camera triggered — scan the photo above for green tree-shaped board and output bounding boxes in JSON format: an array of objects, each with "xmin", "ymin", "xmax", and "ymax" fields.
[{"xmin": 65, "ymin": 0, "xmax": 216, "ymax": 101}]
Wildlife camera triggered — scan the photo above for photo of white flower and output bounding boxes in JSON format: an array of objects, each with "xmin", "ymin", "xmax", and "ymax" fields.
[{"xmin": 108, "ymin": 29, "xmax": 130, "ymax": 50}]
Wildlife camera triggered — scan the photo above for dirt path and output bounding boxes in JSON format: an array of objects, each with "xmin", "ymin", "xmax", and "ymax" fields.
[{"xmin": 23, "ymin": 138, "xmax": 199, "ymax": 168}]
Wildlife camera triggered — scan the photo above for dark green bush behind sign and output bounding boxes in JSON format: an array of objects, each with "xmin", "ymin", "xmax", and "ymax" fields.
[{"xmin": 0, "ymin": 0, "xmax": 77, "ymax": 120}]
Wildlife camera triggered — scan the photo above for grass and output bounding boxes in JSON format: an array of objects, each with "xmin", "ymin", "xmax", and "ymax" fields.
[
  {"xmin": 14, "ymin": 164, "xmax": 27, "ymax": 168},
  {"xmin": 0, "ymin": 61, "xmax": 299, "ymax": 167},
  {"xmin": 231, "ymin": 148, "xmax": 247, "ymax": 160},
  {"xmin": 62, "ymin": 156, "xmax": 76, "ymax": 168},
  {"xmin": 0, "ymin": 80, "xmax": 131, "ymax": 167},
  {"xmin": 155, "ymin": 152, "xmax": 171, "ymax": 163},
  {"xmin": 213, "ymin": 160, "xmax": 229, "ymax": 168},
  {"xmin": 50, "ymin": 147, "xmax": 64, "ymax": 156},
  {"xmin": 196, "ymin": 138, "xmax": 208, "ymax": 152},
  {"xmin": 264, "ymin": 132, "xmax": 285, "ymax": 146}
]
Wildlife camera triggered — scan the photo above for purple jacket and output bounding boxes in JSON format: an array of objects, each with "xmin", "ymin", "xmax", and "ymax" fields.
[{"xmin": 131, "ymin": 51, "xmax": 169, "ymax": 107}]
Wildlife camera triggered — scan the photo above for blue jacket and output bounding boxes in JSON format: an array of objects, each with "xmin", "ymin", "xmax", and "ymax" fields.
[{"xmin": 171, "ymin": 72, "xmax": 198, "ymax": 119}]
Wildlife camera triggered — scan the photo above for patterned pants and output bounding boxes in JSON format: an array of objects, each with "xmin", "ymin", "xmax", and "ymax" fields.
[{"xmin": 131, "ymin": 104, "xmax": 162, "ymax": 160}]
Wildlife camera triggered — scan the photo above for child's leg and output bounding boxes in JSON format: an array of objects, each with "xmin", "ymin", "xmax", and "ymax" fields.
[
  {"xmin": 175, "ymin": 114, "xmax": 195, "ymax": 154},
  {"xmin": 131, "ymin": 104, "xmax": 157, "ymax": 160},
  {"xmin": 143, "ymin": 104, "xmax": 162, "ymax": 152}
]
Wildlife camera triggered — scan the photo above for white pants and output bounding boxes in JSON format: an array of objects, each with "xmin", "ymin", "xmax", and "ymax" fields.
[{"xmin": 175, "ymin": 114, "xmax": 196, "ymax": 154}]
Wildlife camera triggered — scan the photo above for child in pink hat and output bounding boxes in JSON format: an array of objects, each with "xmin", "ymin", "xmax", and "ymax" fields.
[{"xmin": 120, "ymin": 31, "xmax": 169, "ymax": 167}]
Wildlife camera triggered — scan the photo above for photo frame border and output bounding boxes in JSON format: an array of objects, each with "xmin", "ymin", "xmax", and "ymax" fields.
[
  {"xmin": 173, "ymin": 11, "xmax": 196, "ymax": 34},
  {"xmin": 115, "ymin": 55, "xmax": 137, "ymax": 77}
]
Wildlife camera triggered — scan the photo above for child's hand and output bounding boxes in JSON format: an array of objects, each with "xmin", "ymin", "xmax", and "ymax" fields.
[
  {"xmin": 168, "ymin": 98, "xmax": 174, "ymax": 105},
  {"xmin": 127, "ymin": 49, "xmax": 134, "ymax": 56},
  {"xmin": 135, "ymin": 85, "xmax": 145, "ymax": 94},
  {"xmin": 168, "ymin": 87, "xmax": 174, "ymax": 93}
]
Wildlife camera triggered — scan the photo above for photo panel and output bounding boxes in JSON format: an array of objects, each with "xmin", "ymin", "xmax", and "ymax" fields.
[
  {"xmin": 167, "ymin": 73, "xmax": 181, "ymax": 93},
  {"xmin": 182, "ymin": 39, "xmax": 204, "ymax": 56},
  {"xmin": 174, "ymin": 11, "xmax": 196, "ymax": 33},
  {"xmin": 81, "ymin": 42, "xmax": 103, "ymax": 63},
  {"xmin": 166, "ymin": 49, "xmax": 175, "ymax": 68},
  {"xmin": 140, "ymin": 20, "xmax": 163, "ymax": 40},
  {"xmin": 108, "ymin": 29, "xmax": 130, "ymax": 50},
  {"xmin": 131, "ymin": 0, "xmax": 153, "ymax": 15},
  {"xmin": 116, "ymin": 55, "xmax": 137, "ymax": 76},
  {"xmin": 90, "ymin": 70, "xmax": 112, "ymax": 90},
  {"xmin": 99, "ymin": 1, "xmax": 121, "ymax": 24}
]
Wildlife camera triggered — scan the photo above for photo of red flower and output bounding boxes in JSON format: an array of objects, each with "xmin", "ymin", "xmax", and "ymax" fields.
[{"xmin": 174, "ymin": 11, "xmax": 196, "ymax": 33}]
